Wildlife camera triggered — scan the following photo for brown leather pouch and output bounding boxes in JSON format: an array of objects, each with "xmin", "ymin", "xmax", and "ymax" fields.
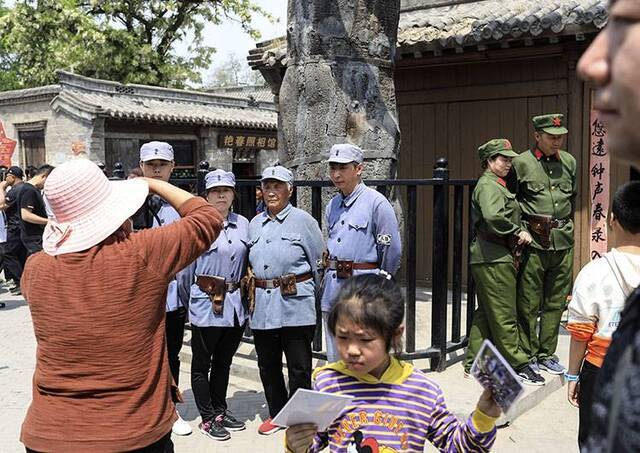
[
  {"xmin": 196, "ymin": 275, "xmax": 226, "ymax": 315},
  {"xmin": 526, "ymin": 214, "xmax": 552, "ymax": 249},
  {"xmin": 240, "ymin": 267, "xmax": 256, "ymax": 314},
  {"xmin": 280, "ymin": 273, "xmax": 298, "ymax": 296},
  {"xmin": 336, "ymin": 260, "xmax": 354, "ymax": 279}
]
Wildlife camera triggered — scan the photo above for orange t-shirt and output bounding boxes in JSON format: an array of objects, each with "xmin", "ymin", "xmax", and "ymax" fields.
[{"xmin": 20, "ymin": 197, "xmax": 222, "ymax": 452}]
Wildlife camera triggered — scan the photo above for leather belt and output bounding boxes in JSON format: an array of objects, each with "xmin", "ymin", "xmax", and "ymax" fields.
[
  {"xmin": 522, "ymin": 213, "xmax": 570, "ymax": 229},
  {"xmin": 225, "ymin": 281, "xmax": 240, "ymax": 292},
  {"xmin": 326, "ymin": 260, "xmax": 379, "ymax": 271},
  {"xmin": 255, "ymin": 272, "xmax": 313, "ymax": 290}
]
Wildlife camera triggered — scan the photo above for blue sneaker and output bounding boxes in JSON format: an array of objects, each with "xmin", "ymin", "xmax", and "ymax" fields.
[{"xmin": 539, "ymin": 357, "xmax": 566, "ymax": 375}]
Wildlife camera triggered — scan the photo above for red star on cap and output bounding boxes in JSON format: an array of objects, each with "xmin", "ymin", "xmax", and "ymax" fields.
[
  {"xmin": 552, "ymin": 117, "xmax": 562, "ymax": 127},
  {"xmin": 503, "ymin": 140, "xmax": 512, "ymax": 149}
]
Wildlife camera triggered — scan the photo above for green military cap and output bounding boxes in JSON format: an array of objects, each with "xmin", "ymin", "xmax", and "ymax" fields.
[
  {"xmin": 532, "ymin": 113, "xmax": 568, "ymax": 135},
  {"xmin": 477, "ymin": 138, "xmax": 519, "ymax": 162}
]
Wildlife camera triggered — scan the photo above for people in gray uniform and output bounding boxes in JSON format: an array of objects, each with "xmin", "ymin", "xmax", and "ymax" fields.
[
  {"xmin": 138, "ymin": 141, "xmax": 192, "ymax": 436},
  {"xmin": 186, "ymin": 169, "xmax": 250, "ymax": 441},
  {"xmin": 246, "ymin": 165, "xmax": 324, "ymax": 436},
  {"xmin": 321, "ymin": 144, "xmax": 402, "ymax": 362}
]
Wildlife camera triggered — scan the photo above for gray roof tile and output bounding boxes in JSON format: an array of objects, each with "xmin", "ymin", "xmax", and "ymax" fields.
[
  {"xmin": 0, "ymin": 85, "xmax": 60, "ymax": 103},
  {"xmin": 248, "ymin": 0, "xmax": 607, "ymax": 68},
  {"xmin": 47, "ymin": 71, "xmax": 277, "ymax": 130},
  {"xmin": 399, "ymin": 0, "xmax": 607, "ymax": 49},
  {"xmin": 206, "ymin": 85, "xmax": 275, "ymax": 104},
  {"xmin": 55, "ymin": 89, "xmax": 277, "ymax": 130}
]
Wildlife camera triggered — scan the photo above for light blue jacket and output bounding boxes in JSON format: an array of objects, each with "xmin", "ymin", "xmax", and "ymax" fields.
[
  {"xmin": 248, "ymin": 203, "xmax": 324, "ymax": 330},
  {"xmin": 152, "ymin": 198, "xmax": 192, "ymax": 313},
  {"xmin": 186, "ymin": 213, "xmax": 250, "ymax": 327},
  {"xmin": 320, "ymin": 183, "xmax": 402, "ymax": 311}
]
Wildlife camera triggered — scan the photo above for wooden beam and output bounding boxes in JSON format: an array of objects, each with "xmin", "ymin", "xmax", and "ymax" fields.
[
  {"xmin": 395, "ymin": 41, "xmax": 591, "ymax": 70},
  {"xmin": 397, "ymin": 79, "xmax": 568, "ymax": 105}
]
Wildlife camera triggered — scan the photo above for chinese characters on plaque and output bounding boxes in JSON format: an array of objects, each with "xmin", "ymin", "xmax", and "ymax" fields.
[
  {"xmin": 589, "ymin": 113, "xmax": 609, "ymax": 261},
  {"xmin": 218, "ymin": 132, "xmax": 277, "ymax": 150},
  {"xmin": 0, "ymin": 122, "xmax": 17, "ymax": 167}
]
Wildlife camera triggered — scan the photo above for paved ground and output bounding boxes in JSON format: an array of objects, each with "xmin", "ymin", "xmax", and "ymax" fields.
[{"xmin": 1, "ymin": 290, "xmax": 579, "ymax": 452}]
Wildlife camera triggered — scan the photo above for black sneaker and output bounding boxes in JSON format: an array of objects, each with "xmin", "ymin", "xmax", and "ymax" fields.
[
  {"xmin": 199, "ymin": 419, "xmax": 230, "ymax": 441},
  {"xmin": 516, "ymin": 364, "xmax": 545, "ymax": 386},
  {"xmin": 217, "ymin": 412, "xmax": 246, "ymax": 431}
]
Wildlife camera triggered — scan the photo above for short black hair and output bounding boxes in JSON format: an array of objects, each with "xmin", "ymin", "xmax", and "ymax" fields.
[
  {"xmin": 25, "ymin": 165, "xmax": 37, "ymax": 179},
  {"xmin": 612, "ymin": 181, "xmax": 640, "ymax": 234},
  {"xmin": 327, "ymin": 274, "xmax": 405, "ymax": 355},
  {"xmin": 34, "ymin": 164, "xmax": 55, "ymax": 178}
]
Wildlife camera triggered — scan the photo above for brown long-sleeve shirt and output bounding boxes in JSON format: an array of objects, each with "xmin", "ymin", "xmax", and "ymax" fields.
[{"xmin": 20, "ymin": 197, "xmax": 222, "ymax": 452}]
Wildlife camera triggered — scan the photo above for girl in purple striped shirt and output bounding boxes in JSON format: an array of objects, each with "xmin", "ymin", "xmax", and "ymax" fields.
[{"xmin": 286, "ymin": 274, "xmax": 500, "ymax": 452}]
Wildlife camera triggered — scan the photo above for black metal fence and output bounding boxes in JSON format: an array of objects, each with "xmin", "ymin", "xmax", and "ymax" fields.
[
  {"xmin": 112, "ymin": 159, "xmax": 478, "ymax": 371},
  {"xmin": 203, "ymin": 159, "xmax": 476, "ymax": 371}
]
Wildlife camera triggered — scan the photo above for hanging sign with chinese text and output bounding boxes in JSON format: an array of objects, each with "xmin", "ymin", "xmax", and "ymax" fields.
[
  {"xmin": 589, "ymin": 112, "xmax": 609, "ymax": 260},
  {"xmin": 218, "ymin": 132, "xmax": 277, "ymax": 150},
  {"xmin": 0, "ymin": 122, "xmax": 17, "ymax": 167}
]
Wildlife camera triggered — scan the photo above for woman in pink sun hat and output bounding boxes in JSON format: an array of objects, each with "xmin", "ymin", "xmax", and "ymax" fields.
[{"xmin": 19, "ymin": 158, "xmax": 223, "ymax": 452}]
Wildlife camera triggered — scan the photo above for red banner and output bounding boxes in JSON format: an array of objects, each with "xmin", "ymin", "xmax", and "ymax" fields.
[
  {"xmin": 0, "ymin": 122, "xmax": 16, "ymax": 167},
  {"xmin": 589, "ymin": 111, "xmax": 609, "ymax": 260}
]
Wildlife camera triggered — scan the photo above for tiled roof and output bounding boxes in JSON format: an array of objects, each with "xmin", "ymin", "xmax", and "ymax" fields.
[
  {"xmin": 0, "ymin": 85, "xmax": 60, "ymax": 104},
  {"xmin": 206, "ymin": 85, "xmax": 275, "ymax": 104},
  {"xmin": 399, "ymin": 0, "xmax": 607, "ymax": 50},
  {"xmin": 50, "ymin": 71, "xmax": 277, "ymax": 130},
  {"xmin": 248, "ymin": 0, "xmax": 607, "ymax": 69},
  {"xmin": 247, "ymin": 37, "xmax": 288, "ymax": 71}
]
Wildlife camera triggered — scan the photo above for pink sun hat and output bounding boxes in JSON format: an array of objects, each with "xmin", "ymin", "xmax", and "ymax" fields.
[{"xmin": 43, "ymin": 159, "xmax": 149, "ymax": 256}]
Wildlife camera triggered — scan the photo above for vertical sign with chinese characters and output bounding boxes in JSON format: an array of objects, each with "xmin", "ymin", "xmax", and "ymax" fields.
[{"xmin": 589, "ymin": 112, "xmax": 609, "ymax": 260}]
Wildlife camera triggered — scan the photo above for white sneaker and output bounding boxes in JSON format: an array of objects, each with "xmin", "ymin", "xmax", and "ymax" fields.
[{"xmin": 172, "ymin": 410, "xmax": 192, "ymax": 436}]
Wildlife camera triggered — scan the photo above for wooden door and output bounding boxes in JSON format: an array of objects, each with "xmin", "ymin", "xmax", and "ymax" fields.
[
  {"xmin": 19, "ymin": 130, "xmax": 46, "ymax": 167},
  {"xmin": 396, "ymin": 54, "xmax": 570, "ymax": 284}
]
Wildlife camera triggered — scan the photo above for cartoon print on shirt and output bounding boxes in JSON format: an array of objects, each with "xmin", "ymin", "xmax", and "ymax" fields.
[
  {"xmin": 332, "ymin": 410, "xmax": 408, "ymax": 451},
  {"xmin": 347, "ymin": 430, "xmax": 399, "ymax": 453}
]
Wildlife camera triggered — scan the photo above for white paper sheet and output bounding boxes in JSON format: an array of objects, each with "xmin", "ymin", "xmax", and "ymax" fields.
[{"xmin": 272, "ymin": 388, "xmax": 354, "ymax": 432}]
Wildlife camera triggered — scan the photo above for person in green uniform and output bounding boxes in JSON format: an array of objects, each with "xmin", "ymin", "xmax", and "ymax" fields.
[
  {"xmin": 513, "ymin": 114, "xmax": 577, "ymax": 375},
  {"xmin": 464, "ymin": 139, "xmax": 545, "ymax": 385}
]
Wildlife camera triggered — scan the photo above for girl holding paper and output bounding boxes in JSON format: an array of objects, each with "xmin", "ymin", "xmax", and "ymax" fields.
[{"xmin": 285, "ymin": 274, "xmax": 501, "ymax": 453}]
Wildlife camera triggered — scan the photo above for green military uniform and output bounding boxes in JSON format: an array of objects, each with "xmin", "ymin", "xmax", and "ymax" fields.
[
  {"xmin": 464, "ymin": 139, "xmax": 530, "ymax": 372},
  {"xmin": 513, "ymin": 114, "xmax": 577, "ymax": 363}
]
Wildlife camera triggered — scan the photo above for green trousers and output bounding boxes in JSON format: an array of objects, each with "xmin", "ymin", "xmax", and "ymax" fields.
[
  {"xmin": 516, "ymin": 247, "xmax": 573, "ymax": 361},
  {"xmin": 464, "ymin": 262, "xmax": 529, "ymax": 372}
]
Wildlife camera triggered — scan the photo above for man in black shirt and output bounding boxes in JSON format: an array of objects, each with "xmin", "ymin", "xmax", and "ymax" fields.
[
  {"xmin": 19, "ymin": 165, "xmax": 54, "ymax": 256},
  {"xmin": 0, "ymin": 166, "xmax": 27, "ymax": 294}
]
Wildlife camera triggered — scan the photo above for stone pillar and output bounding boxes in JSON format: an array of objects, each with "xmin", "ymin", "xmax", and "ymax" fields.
[
  {"xmin": 280, "ymin": 0, "xmax": 401, "ymax": 181},
  {"xmin": 89, "ymin": 117, "xmax": 105, "ymax": 163}
]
